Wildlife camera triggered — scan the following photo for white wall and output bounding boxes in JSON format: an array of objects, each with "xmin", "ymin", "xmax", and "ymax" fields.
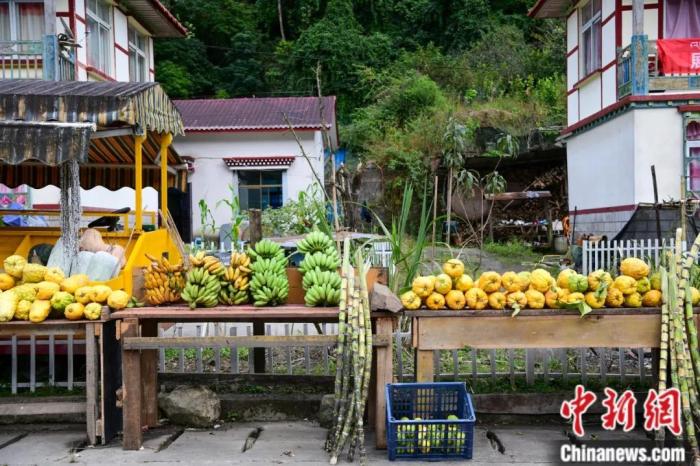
[
  {"xmin": 633, "ymin": 108, "xmax": 683, "ymax": 203},
  {"xmin": 173, "ymin": 131, "xmax": 325, "ymax": 237},
  {"xmin": 621, "ymin": 7, "xmax": 659, "ymax": 47},
  {"xmin": 567, "ymin": 111, "xmax": 636, "ymax": 211},
  {"xmin": 114, "ymin": 8, "xmax": 130, "ymax": 82},
  {"xmin": 30, "ymin": 185, "xmax": 158, "ymax": 217},
  {"xmin": 578, "ymin": 76, "xmax": 602, "ymax": 119}
]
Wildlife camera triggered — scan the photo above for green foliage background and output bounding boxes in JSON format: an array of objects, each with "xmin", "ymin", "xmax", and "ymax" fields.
[{"xmin": 158, "ymin": 0, "xmax": 565, "ymax": 210}]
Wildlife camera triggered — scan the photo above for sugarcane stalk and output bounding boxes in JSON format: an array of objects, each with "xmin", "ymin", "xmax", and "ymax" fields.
[
  {"xmin": 681, "ymin": 234, "xmax": 700, "ymax": 389},
  {"xmin": 358, "ymin": 255, "xmax": 373, "ymax": 466},
  {"xmin": 348, "ymin": 282, "xmax": 365, "ymax": 462},
  {"xmin": 327, "ymin": 239, "xmax": 352, "ymax": 452},
  {"xmin": 657, "ymin": 263, "xmax": 670, "ymax": 444},
  {"xmin": 669, "ymin": 246, "xmax": 700, "ymax": 461},
  {"xmin": 330, "ymin": 285, "xmax": 359, "ymax": 465}
]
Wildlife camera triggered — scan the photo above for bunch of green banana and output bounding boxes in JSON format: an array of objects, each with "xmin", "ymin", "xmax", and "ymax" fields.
[
  {"xmin": 218, "ymin": 283, "xmax": 249, "ymax": 305},
  {"xmin": 297, "ymin": 231, "xmax": 342, "ymax": 306},
  {"xmin": 297, "ymin": 230, "xmax": 334, "ymax": 254},
  {"xmin": 219, "ymin": 251, "xmax": 252, "ymax": 305},
  {"xmin": 181, "ymin": 255, "xmax": 224, "ymax": 309},
  {"xmin": 298, "ymin": 250, "xmax": 341, "ymax": 275},
  {"xmin": 247, "ymin": 239, "xmax": 285, "ymax": 261},
  {"xmin": 248, "ymin": 240, "xmax": 289, "ymax": 306}
]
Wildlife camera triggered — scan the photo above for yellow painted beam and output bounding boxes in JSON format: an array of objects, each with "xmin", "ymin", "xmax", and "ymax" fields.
[
  {"xmin": 160, "ymin": 132, "xmax": 173, "ymax": 225},
  {"xmin": 134, "ymin": 134, "xmax": 147, "ymax": 232}
]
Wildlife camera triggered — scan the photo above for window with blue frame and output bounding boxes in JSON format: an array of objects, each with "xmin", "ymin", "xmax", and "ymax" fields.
[{"xmin": 238, "ymin": 170, "xmax": 283, "ymax": 210}]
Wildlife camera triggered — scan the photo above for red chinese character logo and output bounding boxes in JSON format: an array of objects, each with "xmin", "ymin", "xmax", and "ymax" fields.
[
  {"xmin": 601, "ymin": 388, "xmax": 637, "ymax": 432},
  {"xmin": 643, "ymin": 388, "xmax": 682, "ymax": 436},
  {"xmin": 561, "ymin": 385, "xmax": 597, "ymax": 436}
]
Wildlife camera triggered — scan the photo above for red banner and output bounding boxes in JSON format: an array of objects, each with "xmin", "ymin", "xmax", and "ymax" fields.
[{"xmin": 657, "ymin": 38, "xmax": 700, "ymax": 74}]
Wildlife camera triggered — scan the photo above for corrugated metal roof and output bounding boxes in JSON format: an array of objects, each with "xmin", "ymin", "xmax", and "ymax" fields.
[
  {"xmin": 119, "ymin": 0, "xmax": 187, "ymax": 37},
  {"xmin": 0, "ymin": 80, "xmax": 184, "ymax": 136},
  {"xmin": 174, "ymin": 96, "xmax": 337, "ymax": 131}
]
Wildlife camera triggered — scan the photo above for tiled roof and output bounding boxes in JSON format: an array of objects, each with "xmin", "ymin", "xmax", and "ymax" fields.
[{"xmin": 173, "ymin": 96, "xmax": 336, "ymax": 132}]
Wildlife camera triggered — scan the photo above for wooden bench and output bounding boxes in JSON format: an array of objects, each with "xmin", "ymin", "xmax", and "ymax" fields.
[
  {"xmin": 111, "ymin": 306, "xmax": 396, "ymax": 450},
  {"xmin": 407, "ymin": 308, "xmax": 698, "ymax": 382}
]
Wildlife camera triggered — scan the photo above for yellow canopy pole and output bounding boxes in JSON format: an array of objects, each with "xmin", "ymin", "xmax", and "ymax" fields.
[
  {"xmin": 134, "ymin": 133, "xmax": 147, "ymax": 232},
  {"xmin": 160, "ymin": 132, "xmax": 173, "ymax": 225}
]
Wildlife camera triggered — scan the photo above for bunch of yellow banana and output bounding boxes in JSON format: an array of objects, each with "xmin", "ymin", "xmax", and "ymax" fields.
[
  {"xmin": 143, "ymin": 253, "xmax": 186, "ymax": 305},
  {"xmin": 219, "ymin": 251, "xmax": 252, "ymax": 305}
]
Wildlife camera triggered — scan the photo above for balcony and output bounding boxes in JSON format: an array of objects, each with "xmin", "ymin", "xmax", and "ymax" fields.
[
  {"xmin": 0, "ymin": 39, "xmax": 75, "ymax": 81},
  {"xmin": 618, "ymin": 39, "xmax": 700, "ymax": 99}
]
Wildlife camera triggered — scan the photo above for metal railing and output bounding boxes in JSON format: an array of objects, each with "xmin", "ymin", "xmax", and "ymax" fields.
[
  {"xmin": 0, "ymin": 39, "xmax": 75, "ymax": 81},
  {"xmin": 617, "ymin": 44, "xmax": 633, "ymax": 98},
  {"xmin": 156, "ymin": 323, "xmax": 652, "ymax": 386}
]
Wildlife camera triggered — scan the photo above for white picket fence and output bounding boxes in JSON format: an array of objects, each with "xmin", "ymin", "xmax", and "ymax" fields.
[{"xmin": 581, "ymin": 238, "xmax": 684, "ymax": 275}]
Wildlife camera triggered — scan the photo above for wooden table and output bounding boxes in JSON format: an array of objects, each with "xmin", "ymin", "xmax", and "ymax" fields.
[
  {"xmin": 0, "ymin": 317, "xmax": 121, "ymax": 445},
  {"xmin": 110, "ymin": 305, "xmax": 396, "ymax": 450},
  {"xmin": 408, "ymin": 308, "xmax": 696, "ymax": 382}
]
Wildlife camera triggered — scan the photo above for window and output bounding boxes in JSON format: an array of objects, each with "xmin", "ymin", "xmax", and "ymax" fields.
[
  {"xmin": 686, "ymin": 121, "xmax": 700, "ymax": 192},
  {"xmin": 86, "ymin": 0, "xmax": 111, "ymax": 74},
  {"xmin": 238, "ymin": 171, "xmax": 283, "ymax": 210},
  {"xmin": 580, "ymin": 0, "xmax": 602, "ymax": 76},
  {"xmin": 128, "ymin": 27, "xmax": 148, "ymax": 81},
  {"xmin": 0, "ymin": 1, "xmax": 44, "ymax": 41}
]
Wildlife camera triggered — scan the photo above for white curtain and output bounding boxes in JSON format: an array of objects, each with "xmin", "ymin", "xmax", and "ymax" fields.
[{"xmin": 18, "ymin": 3, "xmax": 44, "ymax": 41}]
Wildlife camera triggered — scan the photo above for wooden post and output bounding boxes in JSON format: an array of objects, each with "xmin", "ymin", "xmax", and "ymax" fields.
[
  {"xmin": 85, "ymin": 323, "xmax": 99, "ymax": 445},
  {"xmin": 248, "ymin": 208, "xmax": 265, "ymax": 372},
  {"xmin": 140, "ymin": 321, "xmax": 159, "ymax": 428},
  {"xmin": 415, "ymin": 350, "xmax": 435, "ymax": 382},
  {"xmin": 160, "ymin": 133, "xmax": 173, "ymax": 224},
  {"xmin": 630, "ymin": 0, "xmax": 648, "ymax": 96},
  {"xmin": 374, "ymin": 316, "xmax": 394, "ymax": 449},
  {"xmin": 249, "ymin": 208, "xmax": 262, "ymax": 245},
  {"xmin": 121, "ymin": 318, "xmax": 142, "ymax": 450},
  {"xmin": 134, "ymin": 134, "xmax": 147, "ymax": 232},
  {"xmin": 42, "ymin": 0, "xmax": 57, "ymax": 80}
]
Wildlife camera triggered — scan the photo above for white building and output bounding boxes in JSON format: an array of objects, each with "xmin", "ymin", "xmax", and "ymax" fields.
[
  {"xmin": 530, "ymin": 0, "xmax": 700, "ymax": 238},
  {"xmin": 0, "ymin": 0, "xmax": 186, "ymax": 212},
  {"xmin": 172, "ymin": 97, "xmax": 338, "ymax": 237}
]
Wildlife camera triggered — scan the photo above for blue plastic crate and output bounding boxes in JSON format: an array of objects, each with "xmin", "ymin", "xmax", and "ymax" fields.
[{"xmin": 386, "ymin": 382, "xmax": 475, "ymax": 461}]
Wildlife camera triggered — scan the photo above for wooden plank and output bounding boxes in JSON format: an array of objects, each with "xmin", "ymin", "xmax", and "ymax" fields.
[
  {"xmin": 110, "ymin": 305, "xmax": 341, "ymax": 322},
  {"xmin": 403, "ymin": 307, "xmax": 694, "ymax": 318},
  {"xmin": 415, "ymin": 350, "xmax": 435, "ymax": 382},
  {"xmin": 140, "ymin": 321, "xmax": 159, "ymax": 428},
  {"xmin": 374, "ymin": 317, "xmax": 393, "ymax": 449},
  {"xmin": 123, "ymin": 334, "xmax": 392, "ymax": 350},
  {"xmin": 0, "ymin": 400, "xmax": 85, "ymax": 416},
  {"xmin": 414, "ymin": 314, "xmax": 665, "ymax": 350},
  {"xmin": 110, "ymin": 305, "xmax": 394, "ymax": 322},
  {"xmin": 85, "ymin": 323, "xmax": 99, "ymax": 446},
  {"xmin": 121, "ymin": 318, "xmax": 142, "ymax": 450}
]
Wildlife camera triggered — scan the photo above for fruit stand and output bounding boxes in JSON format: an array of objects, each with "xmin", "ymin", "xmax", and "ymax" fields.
[
  {"xmin": 408, "ymin": 307, "xmax": 700, "ymax": 382},
  {"xmin": 110, "ymin": 305, "xmax": 396, "ymax": 450}
]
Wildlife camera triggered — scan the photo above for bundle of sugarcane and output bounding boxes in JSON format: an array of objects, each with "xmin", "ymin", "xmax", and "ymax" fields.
[
  {"xmin": 326, "ymin": 238, "xmax": 373, "ymax": 465},
  {"xmin": 656, "ymin": 228, "xmax": 700, "ymax": 464}
]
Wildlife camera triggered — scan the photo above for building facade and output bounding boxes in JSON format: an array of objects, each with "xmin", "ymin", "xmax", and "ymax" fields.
[
  {"xmin": 0, "ymin": 0, "xmax": 186, "ymax": 211},
  {"xmin": 172, "ymin": 97, "xmax": 337, "ymax": 237},
  {"xmin": 531, "ymin": 0, "xmax": 700, "ymax": 238}
]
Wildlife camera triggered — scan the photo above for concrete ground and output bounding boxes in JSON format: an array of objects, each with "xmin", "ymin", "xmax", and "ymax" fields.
[{"xmin": 0, "ymin": 419, "xmax": 650, "ymax": 465}]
